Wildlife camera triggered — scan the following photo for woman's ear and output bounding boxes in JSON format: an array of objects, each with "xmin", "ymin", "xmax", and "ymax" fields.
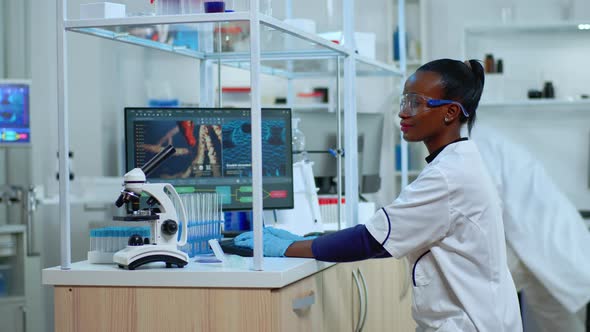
[{"xmin": 445, "ymin": 103, "xmax": 461, "ymax": 123}]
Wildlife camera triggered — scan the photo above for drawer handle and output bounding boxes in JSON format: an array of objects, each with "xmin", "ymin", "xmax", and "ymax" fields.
[
  {"xmin": 353, "ymin": 270, "xmax": 365, "ymax": 332},
  {"xmin": 357, "ymin": 268, "xmax": 368, "ymax": 331},
  {"xmin": 292, "ymin": 291, "xmax": 316, "ymax": 311}
]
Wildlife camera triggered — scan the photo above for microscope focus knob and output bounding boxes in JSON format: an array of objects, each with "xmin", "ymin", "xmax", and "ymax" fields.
[
  {"xmin": 128, "ymin": 234, "xmax": 144, "ymax": 246},
  {"xmin": 161, "ymin": 220, "xmax": 178, "ymax": 236}
]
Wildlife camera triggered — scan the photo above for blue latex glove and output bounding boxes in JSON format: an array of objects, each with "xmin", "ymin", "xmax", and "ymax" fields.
[
  {"xmin": 233, "ymin": 227, "xmax": 315, "ymax": 257},
  {"xmin": 264, "ymin": 227, "xmax": 306, "ymax": 241}
]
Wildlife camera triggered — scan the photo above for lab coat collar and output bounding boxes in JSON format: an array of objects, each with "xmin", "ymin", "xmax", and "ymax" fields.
[{"xmin": 425, "ymin": 137, "xmax": 468, "ymax": 164}]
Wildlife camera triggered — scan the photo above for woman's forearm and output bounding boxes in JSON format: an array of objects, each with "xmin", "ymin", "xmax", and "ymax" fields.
[
  {"xmin": 284, "ymin": 239, "xmax": 315, "ymax": 258},
  {"xmin": 285, "ymin": 225, "xmax": 390, "ymax": 262}
]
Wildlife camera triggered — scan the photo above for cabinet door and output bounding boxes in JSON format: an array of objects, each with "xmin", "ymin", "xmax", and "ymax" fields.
[
  {"xmin": 271, "ymin": 273, "xmax": 323, "ymax": 332},
  {"xmin": 55, "ymin": 286, "xmax": 273, "ymax": 332},
  {"xmin": 358, "ymin": 258, "xmax": 416, "ymax": 332},
  {"xmin": 395, "ymin": 258, "xmax": 416, "ymax": 331},
  {"xmin": 0, "ymin": 299, "xmax": 25, "ymax": 332},
  {"xmin": 321, "ymin": 262, "xmax": 362, "ymax": 332},
  {"xmin": 358, "ymin": 259, "xmax": 396, "ymax": 331}
]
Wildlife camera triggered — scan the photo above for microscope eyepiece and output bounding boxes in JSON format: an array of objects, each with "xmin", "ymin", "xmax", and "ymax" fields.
[
  {"xmin": 115, "ymin": 190, "xmax": 140, "ymax": 209},
  {"xmin": 115, "ymin": 193, "xmax": 126, "ymax": 208}
]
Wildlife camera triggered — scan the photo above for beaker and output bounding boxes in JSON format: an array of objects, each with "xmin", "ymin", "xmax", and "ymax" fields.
[
  {"xmin": 214, "ymin": 21, "xmax": 245, "ymax": 52},
  {"xmin": 156, "ymin": 0, "xmax": 182, "ymax": 15},
  {"xmin": 204, "ymin": 0, "xmax": 226, "ymax": 13},
  {"xmin": 181, "ymin": 0, "xmax": 203, "ymax": 14}
]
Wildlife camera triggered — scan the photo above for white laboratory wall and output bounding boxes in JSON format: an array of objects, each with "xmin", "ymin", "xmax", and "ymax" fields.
[{"xmin": 422, "ymin": 0, "xmax": 590, "ymax": 210}]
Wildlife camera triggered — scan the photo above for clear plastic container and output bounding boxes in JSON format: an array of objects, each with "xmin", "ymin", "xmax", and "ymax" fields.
[
  {"xmin": 260, "ymin": 0, "xmax": 272, "ymax": 15},
  {"xmin": 156, "ymin": 0, "xmax": 182, "ymax": 15},
  {"xmin": 118, "ymin": 1, "xmax": 156, "ymax": 17},
  {"xmin": 182, "ymin": 0, "xmax": 203, "ymax": 14},
  {"xmin": 214, "ymin": 22, "xmax": 247, "ymax": 52},
  {"xmin": 292, "ymin": 118, "xmax": 307, "ymax": 163}
]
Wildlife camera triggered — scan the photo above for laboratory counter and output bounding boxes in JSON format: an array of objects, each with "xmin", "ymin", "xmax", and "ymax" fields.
[
  {"xmin": 43, "ymin": 256, "xmax": 333, "ymax": 288},
  {"xmin": 43, "ymin": 256, "xmax": 415, "ymax": 332}
]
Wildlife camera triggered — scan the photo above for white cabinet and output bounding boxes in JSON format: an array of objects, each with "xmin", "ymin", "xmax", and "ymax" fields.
[
  {"xmin": 321, "ymin": 258, "xmax": 415, "ymax": 331},
  {"xmin": 0, "ymin": 225, "xmax": 27, "ymax": 332},
  {"xmin": 52, "ymin": 258, "xmax": 414, "ymax": 332},
  {"xmin": 0, "ymin": 297, "xmax": 26, "ymax": 332}
]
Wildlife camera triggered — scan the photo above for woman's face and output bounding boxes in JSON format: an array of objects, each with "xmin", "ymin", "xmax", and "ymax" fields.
[{"xmin": 399, "ymin": 71, "xmax": 447, "ymax": 142}]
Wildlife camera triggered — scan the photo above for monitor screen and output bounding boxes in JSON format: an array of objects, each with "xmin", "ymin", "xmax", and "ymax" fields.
[
  {"xmin": 0, "ymin": 81, "xmax": 30, "ymax": 145},
  {"xmin": 293, "ymin": 111, "xmax": 384, "ymax": 194},
  {"xmin": 125, "ymin": 107, "xmax": 293, "ymax": 210}
]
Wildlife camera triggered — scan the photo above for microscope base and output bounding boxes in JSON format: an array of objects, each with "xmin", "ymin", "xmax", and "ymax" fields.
[{"xmin": 114, "ymin": 245, "xmax": 189, "ymax": 270}]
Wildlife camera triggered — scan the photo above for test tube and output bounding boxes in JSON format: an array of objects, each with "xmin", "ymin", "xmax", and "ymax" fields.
[
  {"xmin": 108, "ymin": 227, "xmax": 114, "ymax": 252},
  {"xmin": 117, "ymin": 227, "xmax": 123, "ymax": 251},
  {"xmin": 90, "ymin": 229, "xmax": 95, "ymax": 251}
]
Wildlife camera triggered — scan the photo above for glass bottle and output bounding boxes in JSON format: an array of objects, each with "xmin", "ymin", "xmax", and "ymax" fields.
[
  {"xmin": 484, "ymin": 54, "xmax": 495, "ymax": 73},
  {"xmin": 543, "ymin": 81, "xmax": 555, "ymax": 99},
  {"xmin": 291, "ymin": 118, "xmax": 307, "ymax": 163}
]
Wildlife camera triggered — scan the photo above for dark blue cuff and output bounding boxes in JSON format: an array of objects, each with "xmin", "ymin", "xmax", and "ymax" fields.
[{"xmin": 311, "ymin": 224, "xmax": 391, "ymax": 262}]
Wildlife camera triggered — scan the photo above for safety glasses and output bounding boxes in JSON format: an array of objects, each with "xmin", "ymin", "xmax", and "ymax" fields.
[{"xmin": 399, "ymin": 93, "xmax": 469, "ymax": 118}]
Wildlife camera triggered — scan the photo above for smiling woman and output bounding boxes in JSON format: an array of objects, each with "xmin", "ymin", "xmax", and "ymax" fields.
[
  {"xmin": 235, "ymin": 58, "xmax": 523, "ymax": 331},
  {"xmin": 398, "ymin": 59, "xmax": 485, "ymax": 154}
]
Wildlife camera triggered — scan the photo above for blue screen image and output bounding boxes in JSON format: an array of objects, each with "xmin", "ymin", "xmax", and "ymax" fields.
[{"xmin": 0, "ymin": 83, "xmax": 30, "ymax": 144}]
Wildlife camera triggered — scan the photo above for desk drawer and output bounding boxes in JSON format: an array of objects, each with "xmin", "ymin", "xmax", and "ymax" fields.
[{"xmin": 272, "ymin": 274, "xmax": 323, "ymax": 332}]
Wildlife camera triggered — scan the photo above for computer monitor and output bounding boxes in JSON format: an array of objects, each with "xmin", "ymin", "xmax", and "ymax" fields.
[
  {"xmin": 0, "ymin": 80, "xmax": 31, "ymax": 145},
  {"xmin": 125, "ymin": 107, "xmax": 293, "ymax": 210},
  {"xmin": 293, "ymin": 111, "xmax": 384, "ymax": 194}
]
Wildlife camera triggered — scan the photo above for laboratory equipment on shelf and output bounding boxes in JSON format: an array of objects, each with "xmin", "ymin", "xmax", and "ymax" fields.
[
  {"xmin": 291, "ymin": 117, "xmax": 307, "ymax": 163},
  {"xmin": 204, "ymin": 0, "xmax": 225, "ymax": 13},
  {"xmin": 113, "ymin": 145, "xmax": 189, "ymax": 270}
]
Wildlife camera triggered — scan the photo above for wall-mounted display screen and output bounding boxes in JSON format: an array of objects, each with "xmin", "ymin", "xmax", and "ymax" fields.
[{"xmin": 0, "ymin": 81, "xmax": 30, "ymax": 145}]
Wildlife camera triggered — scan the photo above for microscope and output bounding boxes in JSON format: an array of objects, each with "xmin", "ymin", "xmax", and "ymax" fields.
[{"xmin": 113, "ymin": 145, "xmax": 189, "ymax": 270}]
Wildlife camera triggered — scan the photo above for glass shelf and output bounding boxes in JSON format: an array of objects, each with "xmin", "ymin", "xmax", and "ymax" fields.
[
  {"xmin": 66, "ymin": 13, "xmax": 347, "ymax": 56},
  {"xmin": 221, "ymin": 103, "xmax": 332, "ymax": 111},
  {"xmin": 223, "ymin": 56, "xmax": 401, "ymax": 78},
  {"xmin": 65, "ymin": 13, "xmax": 402, "ymax": 78},
  {"xmin": 465, "ymin": 22, "xmax": 590, "ymax": 35},
  {"xmin": 479, "ymin": 99, "xmax": 590, "ymax": 108}
]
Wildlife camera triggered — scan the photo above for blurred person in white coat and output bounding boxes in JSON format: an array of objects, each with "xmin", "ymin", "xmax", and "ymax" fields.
[{"xmin": 469, "ymin": 123, "xmax": 590, "ymax": 332}]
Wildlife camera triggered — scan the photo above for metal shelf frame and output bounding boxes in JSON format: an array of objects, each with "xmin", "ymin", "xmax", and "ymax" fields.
[{"xmin": 56, "ymin": 0, "xmax": 406, "ymax": 271}]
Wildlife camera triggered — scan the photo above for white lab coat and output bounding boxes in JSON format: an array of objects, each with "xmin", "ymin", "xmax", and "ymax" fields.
[
  {"xmin": 366, "ymin": 140, "xmax": 522, "ymax": 331},
  {"xmin": 469, "ymin": 123, "xmax": 590, "ymax": 313}
]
